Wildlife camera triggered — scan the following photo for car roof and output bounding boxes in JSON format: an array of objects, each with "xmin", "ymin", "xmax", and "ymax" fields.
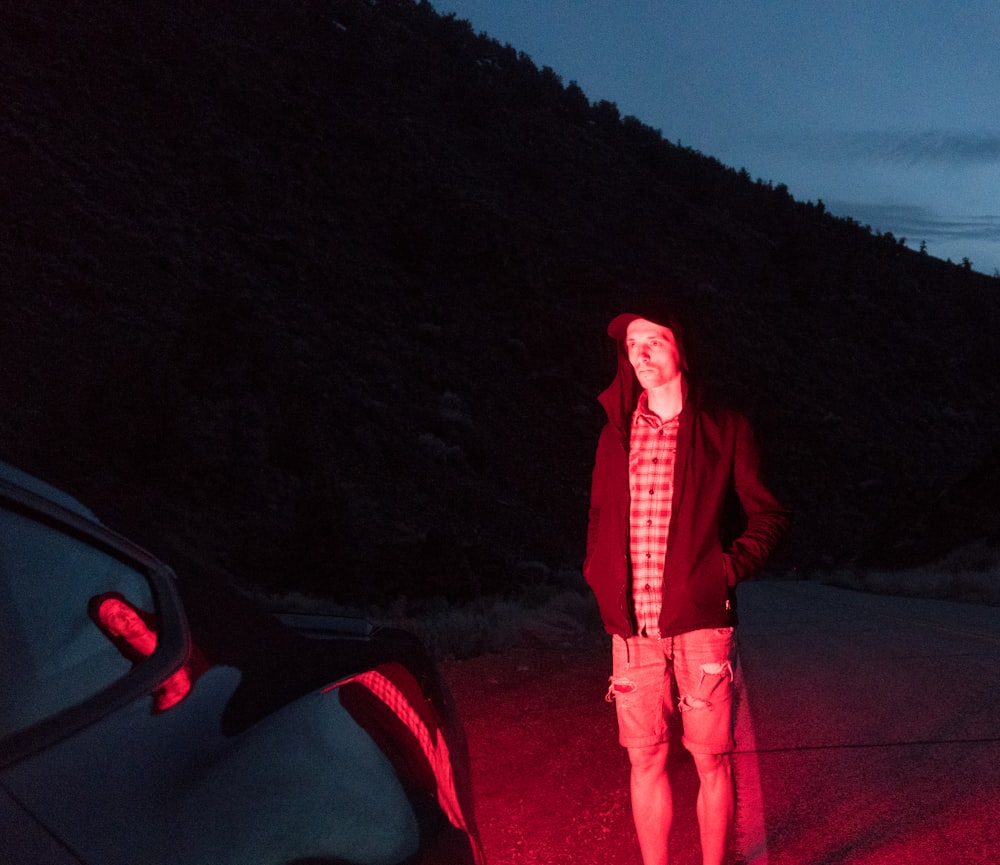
[{"xmin": 0, "ymin": 461, "xmax": 99, "ymax": 521}]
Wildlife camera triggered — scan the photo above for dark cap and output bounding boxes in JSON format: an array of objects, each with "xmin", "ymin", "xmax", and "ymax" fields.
[
  {"xmin": 607, "ymin": 302, "xmax": 683, "ymax": 340},
  {"xmin": 607, "ymin": 312, "xmax": 643, "ymax": 340}
]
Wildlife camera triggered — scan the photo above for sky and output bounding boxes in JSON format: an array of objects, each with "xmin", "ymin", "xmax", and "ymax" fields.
[{"xmin": 430, "ymin": 1, "xmax": 1000, "ymax": 276}]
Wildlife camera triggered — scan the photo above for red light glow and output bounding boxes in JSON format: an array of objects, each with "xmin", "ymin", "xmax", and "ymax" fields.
[
  {"xmin": 327, "ymin": 667, "xmax": 485, "ymax": 865},
  {"xmin": 93, "ymin": 595, "xmax": 192, "ymax": 712}
]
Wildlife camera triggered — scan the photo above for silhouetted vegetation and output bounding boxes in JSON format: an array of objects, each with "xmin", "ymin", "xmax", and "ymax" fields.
[{"xmin": 3, "ymin": 0, "xmax": 999, "ymax": 606}]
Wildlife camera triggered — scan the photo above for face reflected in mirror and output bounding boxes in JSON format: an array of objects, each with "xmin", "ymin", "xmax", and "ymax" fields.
[
  {"xmin": 90, "ymin": 592, "xmax": 196, "ymax": 712},
  {"xmin": 97, "ymin": 596, "xmax": 158, "ymax": 656}
]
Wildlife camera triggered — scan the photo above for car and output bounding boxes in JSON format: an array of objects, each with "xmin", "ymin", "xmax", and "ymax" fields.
[{"xmin": 0, "ymin": 460, "xmax": 485, "ymax": 864}]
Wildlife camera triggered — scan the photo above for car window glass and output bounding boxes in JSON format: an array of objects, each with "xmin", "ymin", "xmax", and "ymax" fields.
[{"xmin": 0, "ymin": 505, "xmax": 155, "ymax": 739}]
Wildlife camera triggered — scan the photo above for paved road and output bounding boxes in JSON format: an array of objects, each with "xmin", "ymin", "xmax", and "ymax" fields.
[
  {"xmin": 444, "ymin": 580, "xmax": 1000, "ymax": 864},
  {"xmin": 734, "ymin": 580, "xmax": 1000, "ymax": 864}
]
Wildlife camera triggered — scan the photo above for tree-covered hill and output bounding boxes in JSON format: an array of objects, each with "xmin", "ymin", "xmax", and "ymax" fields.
[{"xmin": 3, "ymin": 0, "xmax": 998, "ymax": 603}]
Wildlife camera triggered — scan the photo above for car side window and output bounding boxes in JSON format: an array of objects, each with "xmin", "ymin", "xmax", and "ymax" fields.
[{"xmin": 0, "ymin": 505, "xmax": 155, "ymax": 739}]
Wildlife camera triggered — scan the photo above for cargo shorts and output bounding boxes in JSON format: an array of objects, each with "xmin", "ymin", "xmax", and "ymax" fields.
[{"xmin": 608, "ymin": 627, "xmax": 737, "ymax": 755}]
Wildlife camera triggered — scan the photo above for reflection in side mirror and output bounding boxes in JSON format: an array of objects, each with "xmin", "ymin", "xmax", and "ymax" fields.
[{"xmin": 89, "ymin": 593, "xmax": 193, "ymax": 712}]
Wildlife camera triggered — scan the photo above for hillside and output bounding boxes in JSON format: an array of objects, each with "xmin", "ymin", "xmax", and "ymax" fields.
[{"xmin": 3, "ymin": 0, "xmax": 999, "ymax": 604}]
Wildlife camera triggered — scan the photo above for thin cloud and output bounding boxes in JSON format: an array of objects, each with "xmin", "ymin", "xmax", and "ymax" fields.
[
  {"xmin": 879, "ymin": 131, "xmax": 1000, "ymax": 165},
  {"xmin": 826, "ymin": 201, "xmax": 1000, "ymax": 244},
  {"xmin": 788, "ymin": 130, "xmax": 1000, "ymax": 166},
  {"xmin": 720, "ymin": 129, "xmax": 1000, "ymax": 272}
]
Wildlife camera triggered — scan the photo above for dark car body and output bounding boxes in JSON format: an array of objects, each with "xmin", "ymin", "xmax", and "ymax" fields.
[{"xmin": 0, "ymin": 461, "xmax": 484, "ymax": 864}]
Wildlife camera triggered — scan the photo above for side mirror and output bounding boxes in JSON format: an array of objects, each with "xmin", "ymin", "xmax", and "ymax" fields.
[
  {"xmin": 0, "ymin": 478, "xmax": 191, "ymax": 767},
  {"xmin": 89, "ymin": 593, "xmax": 196, "ymax": 712}
]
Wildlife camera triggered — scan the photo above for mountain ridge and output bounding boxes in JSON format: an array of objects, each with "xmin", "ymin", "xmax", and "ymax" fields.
[{"xmin": 3, "ymin": 0, "xmax": 998, "ymax": 602}]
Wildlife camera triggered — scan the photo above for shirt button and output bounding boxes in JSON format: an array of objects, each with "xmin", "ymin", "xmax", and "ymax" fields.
[{"xmin": 646, "ymin": 519, "xmax": 652, "ymax": 526}]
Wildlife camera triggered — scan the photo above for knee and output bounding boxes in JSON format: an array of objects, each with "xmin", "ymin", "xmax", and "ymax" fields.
[
  {"xmin": 692, "ymin": 751, "xmax": 732, "ymax": 784},
  {"xmin": 627, "ymin": 743, "xmax": 670, "ymax": 777}
]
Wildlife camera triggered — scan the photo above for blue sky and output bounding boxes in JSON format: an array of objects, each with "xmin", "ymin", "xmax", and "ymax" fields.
[{"xmin": 430, "ymin": 1, "xmax": 1000, "ymax": 275}]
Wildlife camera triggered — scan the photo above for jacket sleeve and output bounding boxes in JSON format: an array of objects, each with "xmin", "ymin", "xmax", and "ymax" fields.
[
  {"xmin": 583, "ymin": 439, "xmax": 606, "ymax": 581},
  {"xmin": 725, "ymin": 415, "xmax": 790, "ymax": 583},
  {"xmin": 583, "ymin": 423, "xmax": 617, "ymax": 586}
]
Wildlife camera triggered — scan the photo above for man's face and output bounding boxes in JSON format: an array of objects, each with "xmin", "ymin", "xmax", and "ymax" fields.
[{"xmin": 625, "ymin": 318, "xmax": 683, "ymax": 390}]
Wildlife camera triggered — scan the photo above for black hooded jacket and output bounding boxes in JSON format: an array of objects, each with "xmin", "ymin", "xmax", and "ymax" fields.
[{"xmin": 583, "ymin": 310, "xmax": 790, "ymax": 638}]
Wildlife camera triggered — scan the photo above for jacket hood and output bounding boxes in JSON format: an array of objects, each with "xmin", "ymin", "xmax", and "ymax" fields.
[{"xmin": 598, "ymin": 302, "xmax": 693, "ymax": 429}]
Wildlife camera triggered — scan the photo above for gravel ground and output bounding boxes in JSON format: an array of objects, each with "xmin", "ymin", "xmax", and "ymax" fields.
[{"xmin": 442, "ymin": 633, "xmax": 712, "ymax": 865}]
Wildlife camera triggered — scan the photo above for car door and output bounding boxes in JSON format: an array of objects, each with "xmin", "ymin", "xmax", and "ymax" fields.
[{"xmin": 0, "ymin": 471, "xmax": 474, "ymax": 865}]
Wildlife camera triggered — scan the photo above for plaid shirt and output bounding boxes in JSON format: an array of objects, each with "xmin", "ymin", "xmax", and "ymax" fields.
[{"xmin": 628, "ymin": 393, "xmax": 679, "ymax": 637}]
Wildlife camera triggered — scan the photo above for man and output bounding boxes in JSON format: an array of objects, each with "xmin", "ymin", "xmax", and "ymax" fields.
[{"xmin": 584, "ymin": 302, "xmax": 789, "ymax": 865}]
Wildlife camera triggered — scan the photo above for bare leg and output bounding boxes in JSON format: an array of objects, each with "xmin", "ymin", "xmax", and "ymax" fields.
[
  {"xmin": 628, "ymin": 742, "xmax": 673, "ymax": 865},
  {"xmin": 691, "ymin": 751, "xmax": 734, "ymax": 865}
]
